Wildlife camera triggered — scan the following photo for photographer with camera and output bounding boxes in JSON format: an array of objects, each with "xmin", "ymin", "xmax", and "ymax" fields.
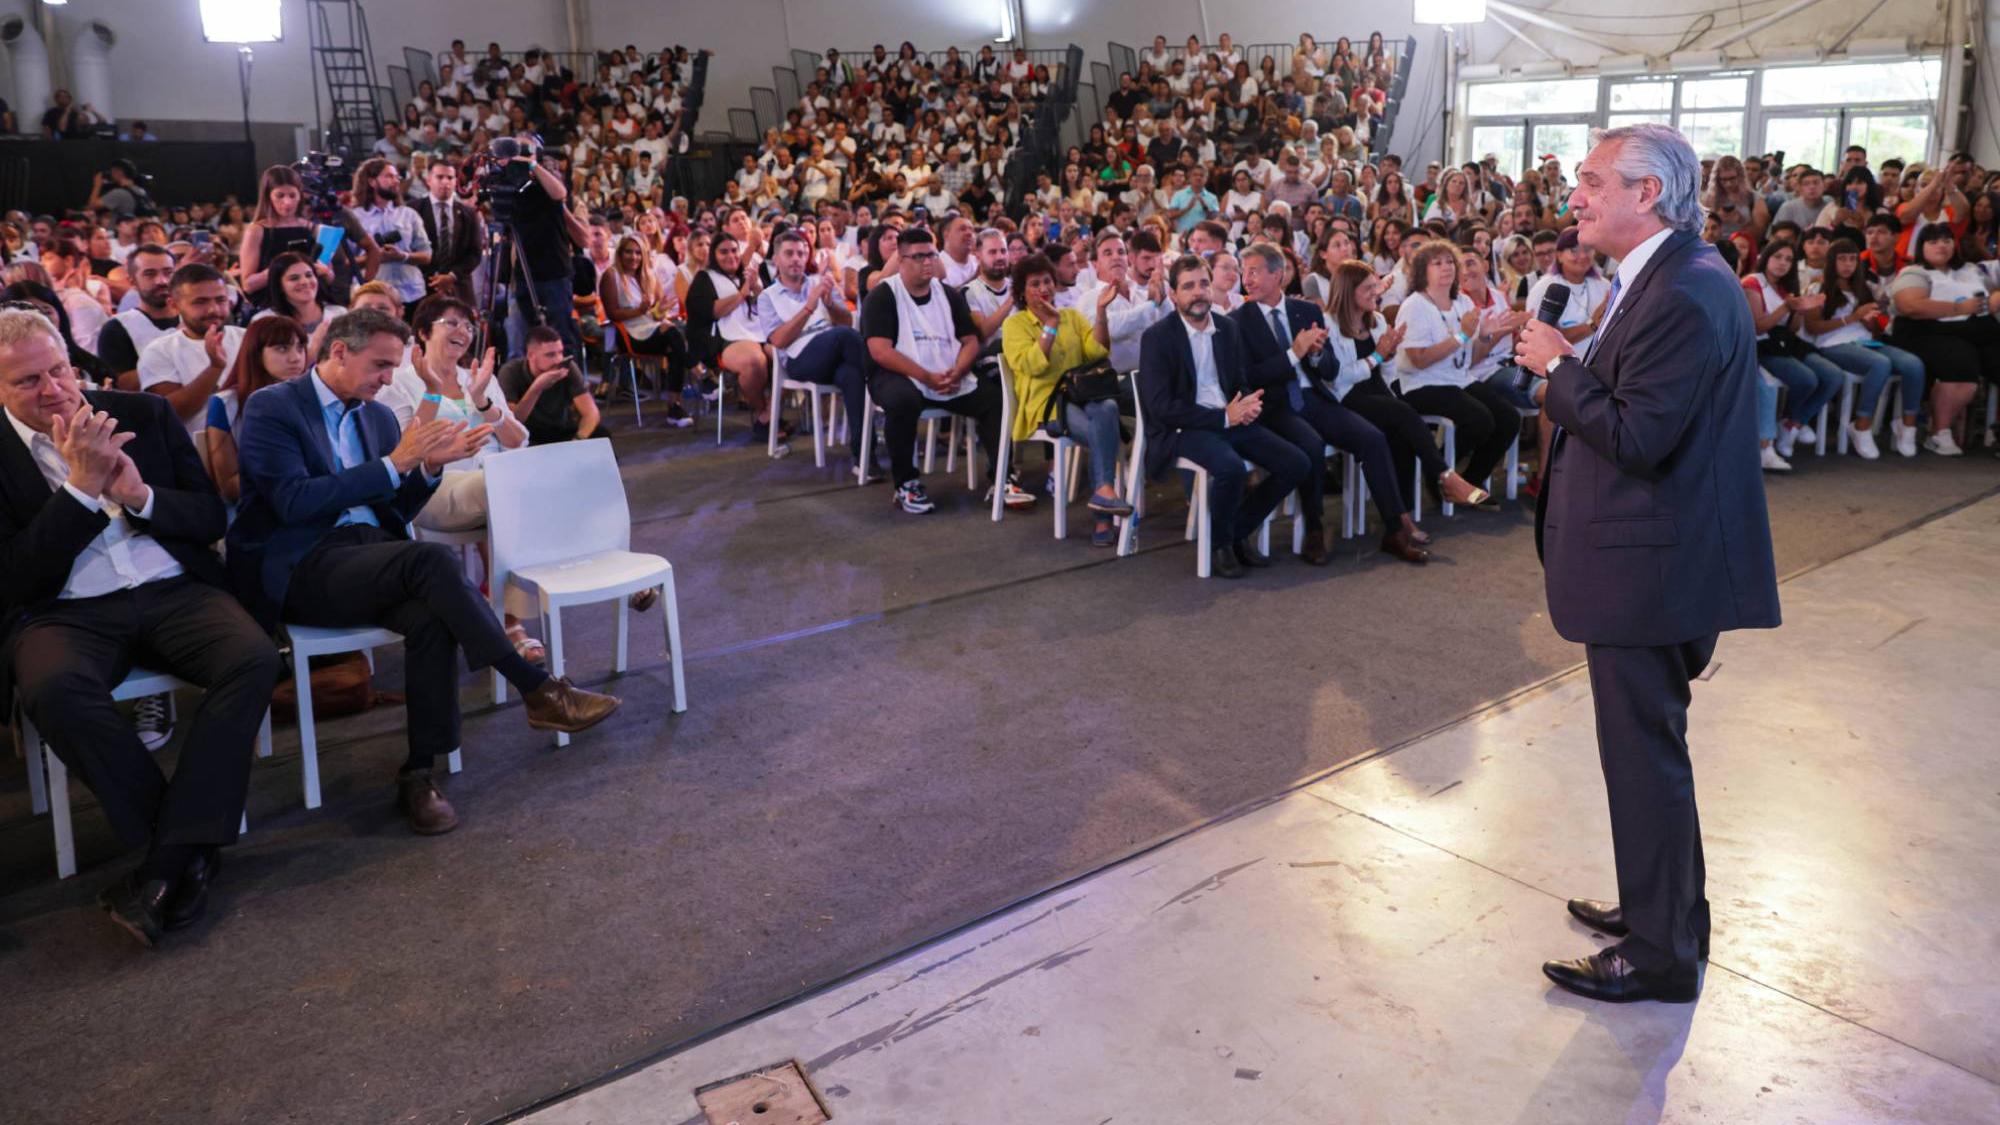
[
  {"xmin": 481, "ymin": 139, "xmax": 584, "ymax": 362},
  {"xmin": 87, "ymin": 159, "xmax": 156, "ymax": 220},
  {"xmin": 352, "ymin": 158, "xmax": 434, "ymax": 318}
]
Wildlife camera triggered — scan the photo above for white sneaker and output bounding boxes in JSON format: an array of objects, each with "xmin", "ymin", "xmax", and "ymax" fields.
[
  {"xmin": 1847, "ymin": 424, "xmax": 1881, "ymax": 461},
  {"xmin": 1774, "ymin": 426, "xmax": 1799, "ymax": 459},
  {"xmin": 1793, "ymin": 423, "xmax": 1817, "ymax": 446},
  {"xmin": 1892, "ymin": 420, "xmax": 1919, "ymax": 458},
  {"xmin": 133, "ymin": 693, "xmax": 172, "ymax": 752},
  {"xmin": 1924, "ymin": 430, "xmax": 1965, "ymax": 457},
  {"xmin": 1760, "ymin": 446, "xmax": 1793, "ymax": 472}
]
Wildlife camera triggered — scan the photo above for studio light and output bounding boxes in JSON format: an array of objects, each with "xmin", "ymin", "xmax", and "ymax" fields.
[
  {"xmin": 1413, "ymin": 0, "xmax": 1488, "ymax": 24},
  {"xmin": 198, "ymin": 0, "xmax": 282, "ymax": 45}
]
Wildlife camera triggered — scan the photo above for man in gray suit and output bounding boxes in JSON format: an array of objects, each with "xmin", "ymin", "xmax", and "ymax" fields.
[{"xmin": 1516, "ymin": 124, "xmax": 1781, "ymax": 1003}]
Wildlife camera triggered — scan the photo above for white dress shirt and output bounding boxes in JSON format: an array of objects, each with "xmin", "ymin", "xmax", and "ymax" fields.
[
  {"xmin": 1597, "ymin": 225, "xmax": 1675, "ymax": 346},
  {"xmin": 1082, "ymin": 279, "xmax": 1168, "ymax": 373},
  {"xmin": 6, "ymin": 407, "xmax": 183, "ymax": 600},
  {"xmin": 1182, "ymin": 315, "xmax": 1227, "ymax": 410}
]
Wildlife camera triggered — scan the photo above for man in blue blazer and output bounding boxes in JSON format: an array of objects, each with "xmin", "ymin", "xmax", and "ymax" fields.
[
  {"xmin": 1230, "ymin": 243, "xmax": 1428, "ymax": 565},
  {"xmin": 228, "ymin": 309, "xmax": 620, "ymax": 835},
  {"xmin": 1517, "ymin": 125, "xmax": 1780, "ymax": 1003},
  {"xmin": 1136, "ymin": 255, "xmax": 1309, "ymax": 578}
]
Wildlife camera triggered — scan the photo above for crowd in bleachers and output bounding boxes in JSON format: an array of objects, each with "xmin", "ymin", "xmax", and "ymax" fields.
[{"xmin": 3, "ymin": 25, "xmax": 1998, "ymax": 945}]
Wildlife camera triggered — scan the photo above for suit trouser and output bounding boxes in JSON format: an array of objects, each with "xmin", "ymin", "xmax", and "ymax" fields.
[
  {"xmin": 1172, "ymin": 424, "xmax": 1311, "ymax": 546},
  {"xmin": 868, "ymin": 371, "xmax": 1003, "ymax": 487},
  {"xmin": 1259, "ymin": 396, "xmax": 1406, "ymax": 530},
  {"xmin": 283, "ymin": 526, "xmax": 516, "ymax": 769},
  {"xmin": 8, "ymin": 577, "xmax": 281, "ymax": 851},
  {"xmin": 1584, "ymin": 633, "xmax": 1719, "ymax": 976}
]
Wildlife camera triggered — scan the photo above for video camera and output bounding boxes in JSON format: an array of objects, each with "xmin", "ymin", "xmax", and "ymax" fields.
[
  {"xmin": 470, "ymin": 136, "xmax": 543, "ymax": 228},
  {"xmin": 291, "ymin": 151, "xmax": 349, "ymax": 224}
]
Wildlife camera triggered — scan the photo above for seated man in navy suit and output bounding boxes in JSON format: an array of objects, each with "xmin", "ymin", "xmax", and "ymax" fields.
[
  {"xmin": 0, "ymin": 307, "xmax": 280, "ymax": 948},
  {"xmin": 227, "ymin": 309, "xmax": 619, "ymax": 836},
  {"xmin": 1136, "ymin": 255, "xmax": 1309, "ymax": 579},
  {"xmin": 1230, "ymin": 243, "xmax": 1429, "ymax": 565}
]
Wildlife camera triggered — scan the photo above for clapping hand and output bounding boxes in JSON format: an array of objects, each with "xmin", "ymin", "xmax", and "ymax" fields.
[
  {"xmin": 389, "ymin": 417, "xmax": 462, "ymax": 475},
  {"xmin": 1225, "ymin": 389, "xmax": 1263, "ymax": 426},
  {"xmin": 1377, "ymin": 322, "xmax": 1408, "ymax": 356},
  {"xmin": 1291, "ymin": 323, "xmax": 1328, "ymax": 360},
  {"xmin": 203, "ymin": 324, "xmax": 230, "ymax": 371},
  {"xmin": 466, "ymin": 347, "xmax": 498, "ymax": 406},
  {"xmin": 104, "ymin": 451, "xmax": 150, "ymax": 511},
  {"xmin": 423, "ymin": 423, "xmax": 494, "ymax": 473},
  {"xmin": 50, "ymin": 405, "xmax": 135, "ymax": 497}
]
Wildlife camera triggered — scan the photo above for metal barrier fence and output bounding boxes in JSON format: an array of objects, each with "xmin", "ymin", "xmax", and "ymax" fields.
[
  {"xmin": 431, "ymin": 48, "xmax": 601, "ymax": 79},
  {"xmin": 774, "ymin": 66, "xmax": 802, "ymax": 117},
  {"xmin": 728, "ymin": 107, "xmax": 759, "ymax": 144},
  {"xmin": 749, "ymin": 86, "xmax": 781, "ymax": 137}
]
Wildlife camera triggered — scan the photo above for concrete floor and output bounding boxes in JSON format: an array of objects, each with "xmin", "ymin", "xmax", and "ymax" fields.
[{"xmin": 521, "ymin": 496, "xmax": 2000, "ymax": 1125}]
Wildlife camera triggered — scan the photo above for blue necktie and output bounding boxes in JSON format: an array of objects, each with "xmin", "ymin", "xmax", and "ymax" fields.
[{"xmin": 1271, "ymin": 305, "xmax": 1304, "ymax": 410}]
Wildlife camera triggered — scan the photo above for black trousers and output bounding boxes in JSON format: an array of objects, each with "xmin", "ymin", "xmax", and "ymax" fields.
[
  {"xmin": 1584, "ymin": 634, "xmax": 1720, "ymax": 976},
  {"xmin": 1173, "ymin": 423, "xmax": 1311, "ymax": 546},
  {"xmin": 623, "ymin": 324, "xmax": 690, "ymax": 392},
  {"xmin": 9, "ymin": 577, "xmax": 281, "ymax": 851},
  {"xmin": 1342, "ymin": 380, "xmax": 1450, "ymax": 509},
  {"xmin": 284, "ymin": 526, "xmax": 515, "ymax": 769},
  {"xmin": 1889, "ymin": 316, "xmax": 2000, "ymax": 385},
  {"xmin": 1259, "ymin": 394, "xmax": 1408, "ymax": 530},
  {"xmin": 1401, "ymin": 382, "xmax": 1523, "ymax": 488},
  {"xmin": 868, "ymin": 370, "xmax": 1003, "ymax": 487}
]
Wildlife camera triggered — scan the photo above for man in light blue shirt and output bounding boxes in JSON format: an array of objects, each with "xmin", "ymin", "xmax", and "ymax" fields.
[{"xmin": 1164, "ymin": 166, "xmax": 1220, "ymax": 236}]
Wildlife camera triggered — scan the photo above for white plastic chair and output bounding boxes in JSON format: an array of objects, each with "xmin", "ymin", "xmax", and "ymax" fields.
[
  {"xmin": 855, "ymin": 383, "xmax": 980, "ymax": 491},
  {"xmin": 279, "ymin": 624, "xmax": 459, "ymax": 810},
  {"xmin": 992, "ymin": 357, "xmax": 1088, "ymax": 535},
  {"xmin": 767, "ymin": 347, "xmax": 845, "ymax": 466},
  {"xmin": 1284, "ymin": 446, "xmax": 1363, "ymax": 556},
  {"xmin": 20, "ymin": 668, "xmax": 272, "ymax": 880},
  {"xmin": 1413, "ymin": 414, "xmax": 1459, "ymax": 521},
  {"xmin": 1835, "ymin": 372, "xmax": 1894, "ymax": 456},
  {"xmin": 483, "ymin": 442, "xmax": 688, "ymax": 747}
]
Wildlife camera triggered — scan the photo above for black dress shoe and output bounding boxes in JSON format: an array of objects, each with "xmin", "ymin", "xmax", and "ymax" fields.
[
  {"xmin": 1300, "ymin": 526, "xmax": 1331, "ymax": 566},
  {"xmin": 1233, "ymin": 538, "xmax": 1273, "ymax": 568},
  {"xmin": 1211, "ymin": 547, "xmax": 1245, "ymax": 579},
  {"xmin": 164, "ymin": 849, "xmax": 220, "ymax": 932},
  {"xmin": 1543, "ymin": 946, "xmax": 1698, "ymax": 1004},
  {"xmin": 99, "ymin": 875, "xmax": 173, "ymax": 949},
  {"xmin": 1567, "ymin": 899, "xmax": 1708, "ymax": 958}
]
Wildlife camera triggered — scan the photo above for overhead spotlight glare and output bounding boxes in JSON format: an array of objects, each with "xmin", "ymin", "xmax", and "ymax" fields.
[
  {"xmin": 1414, "ymin": 0, "xmax": 1488, "ymax": 25},
  {"xmin": 199, "ymin": 0, "xmax": 282, "ymax": 44}
]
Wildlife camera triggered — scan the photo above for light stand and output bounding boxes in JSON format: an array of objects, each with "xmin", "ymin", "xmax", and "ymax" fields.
[{"xmin": 1414, "ymin": 0, "xmax": 1488, "ymax": 168}]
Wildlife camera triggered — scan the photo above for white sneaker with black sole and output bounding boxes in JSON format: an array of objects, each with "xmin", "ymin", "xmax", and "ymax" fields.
[
  {"xmin": 893, "ymin": 480, "xmax": 935, "ymax": 513},
  {"xmin": 987, "ymin": 473, "xmax": 1037, "ymax": 510},
  {"xmin": 1924, "ymin": 430, "xmax": 1965, "ymax": 457},
  {"xmin": 133, "ymin": 693, "xmax": 172, "ymax": 752}
]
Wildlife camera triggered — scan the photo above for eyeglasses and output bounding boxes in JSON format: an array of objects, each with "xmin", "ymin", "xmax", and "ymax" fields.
[
  {"xmin": 437, "ymin": 317, "xmax": 473, "ymax": 331},
  {"xmin": 903, "ymin": 251, "xmax": 939, "ymax": 261}
]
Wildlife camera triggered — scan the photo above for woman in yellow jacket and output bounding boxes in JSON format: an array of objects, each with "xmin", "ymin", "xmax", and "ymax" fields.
[{"xmin": 1001, "ymin": 252, "xmax": 1133, "ymax": 547}]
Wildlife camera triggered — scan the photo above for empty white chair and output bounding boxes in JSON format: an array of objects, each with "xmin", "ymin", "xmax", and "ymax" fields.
[
  {"xmin": 992, "ymin": 357, "xmax": 1088, "ymax": 535},
  {"xmin": 483, "ymin": 441, "xmax": 688, "ymax": 747},
  {"xmin": 20, "ymin": 668, "xmax": 272, "ymax": 880},
  {"xmin": 279, "ymin": 624, "xmax": 459, "ymax": 810}
]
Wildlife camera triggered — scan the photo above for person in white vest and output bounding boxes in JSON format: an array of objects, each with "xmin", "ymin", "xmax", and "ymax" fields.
[
  {"xmin": 860, "ymin": 227, "xmax": 1028, "ymax": 514},
  {"xmin": 94, "ymin": 244, "xmax": 181, "ymax": 390}
]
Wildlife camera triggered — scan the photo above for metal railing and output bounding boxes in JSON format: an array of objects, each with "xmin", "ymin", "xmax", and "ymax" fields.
[{"xmin": 430, "ymin": 48, "xmax": 610, "ymax": 82}]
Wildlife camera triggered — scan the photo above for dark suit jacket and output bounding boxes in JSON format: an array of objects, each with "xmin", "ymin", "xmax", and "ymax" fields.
[
  {"xmin": 0, "ymin": 390, "xmax": 230, "ymax": 682},
  {"xmin": 1230, "ymin": 296, "xmax": 1339, "ymax": 410},
  {"xmin": 412, "ymin": 194, "xmax": 485, "ymax": 298},
  {"xmin": 1136, "ymin": 311, "xmax": 1250, "ymax": 479},
  {"xmin": 1536, "ymin": 227, "xmax": 1780, "ymax": 646},
  {"xmin": 226, "ymin": 373, "xmax": 436, "ymax": 623}
]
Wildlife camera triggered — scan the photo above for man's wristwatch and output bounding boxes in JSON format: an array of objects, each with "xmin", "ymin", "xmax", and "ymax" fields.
[{"xmin": 1549, "ymin": 355, "xmax": 1582, "ymax": 378}]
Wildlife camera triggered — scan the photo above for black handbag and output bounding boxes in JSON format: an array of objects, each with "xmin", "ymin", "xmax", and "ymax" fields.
[
  {"xmin": 1757, "ymin": 325, "xmax": 1818, "ymax": 361},
  {"xmin": 1038, "ymin": 360, "xmax": 1130, "ymax": 437}
]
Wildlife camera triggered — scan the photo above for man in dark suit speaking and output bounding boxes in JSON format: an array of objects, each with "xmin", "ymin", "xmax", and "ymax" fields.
[
  {"xmin": 0, "ymin": 308, "xmax": 280, "ymax": 947},
  {"xmin": 228, "ymin": 309, "xmax": 620, "ymax": 836},
  {"xmin": 1515, "ymin": 124, "xmax": 1780, "ymax": 1003}
]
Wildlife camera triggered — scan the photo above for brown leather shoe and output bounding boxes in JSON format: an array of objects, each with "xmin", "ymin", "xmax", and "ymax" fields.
[
  {"xmin": 1381, "ymin": 528, "xmax": 1430, "ymax": 564},
  {"xmin": 396, "ymin": 769, "xmax": 460, "ymax": 835},
  {"xmin": 1300, "ymin": 526, "xmax": 1331, "ymax": 566},
  {"xmin": 523, "ymin": 676, "xmax": 622, "ymax": 734}
]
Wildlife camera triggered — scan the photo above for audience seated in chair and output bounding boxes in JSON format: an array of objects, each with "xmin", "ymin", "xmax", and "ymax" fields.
[
  {"xmin": 202, "ymin": 314, "xmax": 312, "ymax": 504},
  {"xmin": 756, "ymin": 226, "xmax": 870, "ymax": 460}
]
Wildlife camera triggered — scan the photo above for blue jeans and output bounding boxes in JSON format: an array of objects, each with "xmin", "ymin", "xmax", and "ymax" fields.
[
  {"xmin": 505, "ymin": 276, "xmax": 581, "ymax": 361},
  {"xmin": 1817, "ymin": 342, "xmax": 1925, "ymax": 423},
  {"xmin": 1060, "ymin": 398, "xmax": 1123, "ymax": 491},
  {"xmin": 1760, "ymin": 352, "xmax": 1845, "ymax": 427},
  {"xmin": 1757, "ymin": 375, "xmax": 1779, "ymax": 443},
  {"xmin": 1484, "ymin": 364, "xmax": 1544, "ymax": 411}
]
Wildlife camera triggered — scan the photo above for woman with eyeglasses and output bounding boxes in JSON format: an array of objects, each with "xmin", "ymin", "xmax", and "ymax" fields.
[{"xmin": 1702, "ymin": 155, "xmax": 1769, "ymax": 243}]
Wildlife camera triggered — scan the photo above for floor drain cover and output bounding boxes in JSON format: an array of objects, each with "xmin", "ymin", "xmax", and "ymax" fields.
[{"xmin": 694, "ymin": 1059, "xmax": 831, "ymax": 1124}]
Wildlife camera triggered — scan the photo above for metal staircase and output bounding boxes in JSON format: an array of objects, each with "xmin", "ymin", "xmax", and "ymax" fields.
[{"xmin": 309, "ymin": 0, "xmax": 385, "ymax": 154}]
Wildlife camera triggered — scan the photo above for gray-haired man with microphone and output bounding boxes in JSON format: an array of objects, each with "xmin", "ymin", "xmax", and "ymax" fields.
[{"xmin": 1514, "ymin": 124, "xmax": 1780, "ymax": 1003}]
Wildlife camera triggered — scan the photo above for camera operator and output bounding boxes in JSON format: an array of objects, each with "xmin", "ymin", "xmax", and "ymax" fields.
[
  {"xmin": 87, "ymin": 159, "xmax": 156, "ymax": 220},
  {"xmin": 492, "ymin": 142, "xmax": 584, "ymax": 361},
  {"xmin": 352, "ymin": 158, "xmax": 434, "ymax": 318}
]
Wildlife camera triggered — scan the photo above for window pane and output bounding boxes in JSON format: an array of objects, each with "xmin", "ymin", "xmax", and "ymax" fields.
[
  {"xmin": 1680, "ymin": 77, "xmax": 1748, "ymax": 109},
  {"xmin": 1849, "ymin": 114, "xmax": 1930, "ymax": 165},
  {"xmin": 1762, "ymin": 59, "xmax": 1942, "ymax": 107},
  {"xmin": 1467, "ymin": 77, "xmax": 1598, "ymax": 116},
  {"xmin": 1471, "ymin": 125, "xmax": 1526, "ymax": 178},
  {"xmin": 1609, "ymin": 82, "xmax": 1672, "ymax": 112},
  {"xmin": 1608, "ymin": 113, "xmax": 1671, "ymax": 130},
  {"xmin": 1679, "ymin": 111, "xmax": 1743, "ymax": 159},
  {"xmin": 1531, "ymin": 122, "xmax": 1592, "ymax": 175},
  {"xmin": 1764, "ymin": 116, "xmax": 1840, "ymax": 174}
]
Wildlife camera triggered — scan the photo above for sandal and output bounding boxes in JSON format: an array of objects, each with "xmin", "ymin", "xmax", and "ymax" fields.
[
  {"xmin": 631, "ymin": 588, "xmax": 659, "ymax": 613},
  {"xmin": 505, "ymin": 626, "xmax": 547, "ymax": 666}
]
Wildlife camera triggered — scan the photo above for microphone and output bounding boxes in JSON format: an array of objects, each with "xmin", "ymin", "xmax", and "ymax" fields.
[{"xmin": 1519, "ymin": 282, "xmax": 1572, "ymax": 391}]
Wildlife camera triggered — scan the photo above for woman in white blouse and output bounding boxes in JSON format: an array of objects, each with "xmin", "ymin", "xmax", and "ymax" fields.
[
  {"xmin": 1888, "ymin": 222, "xmax": 2000, "ymax": 455},
  {"xmin": 1391, "ymin": 240, "xmax": 1519, "ymax": 505},
  {"xmin": 1222, "ymin": 169, "xmax": 1263, "ymax": 242}
]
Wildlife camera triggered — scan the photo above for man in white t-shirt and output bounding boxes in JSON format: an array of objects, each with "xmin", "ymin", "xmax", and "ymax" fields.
[
  {"xmin": 96, "ymin": 244, "xmax": 181, "ymax": 389},
  {"xmin": 961, "ymin": 229, "xmax": 1014, "ymax": 345},
  {"xmin": 1079, "ymin": 230, "xmax": 1169, "ymax": 373},
  {"xmin": 1524, "ymin": 228, "xmax": 1613, "ymax": 356},
  {"xmin": 936, "ymin": 214, "xmax": 981, "ymax": 288},
  {"xmin": 135, "ymin": 263, "xmax": 243, "ymax": 436}
]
